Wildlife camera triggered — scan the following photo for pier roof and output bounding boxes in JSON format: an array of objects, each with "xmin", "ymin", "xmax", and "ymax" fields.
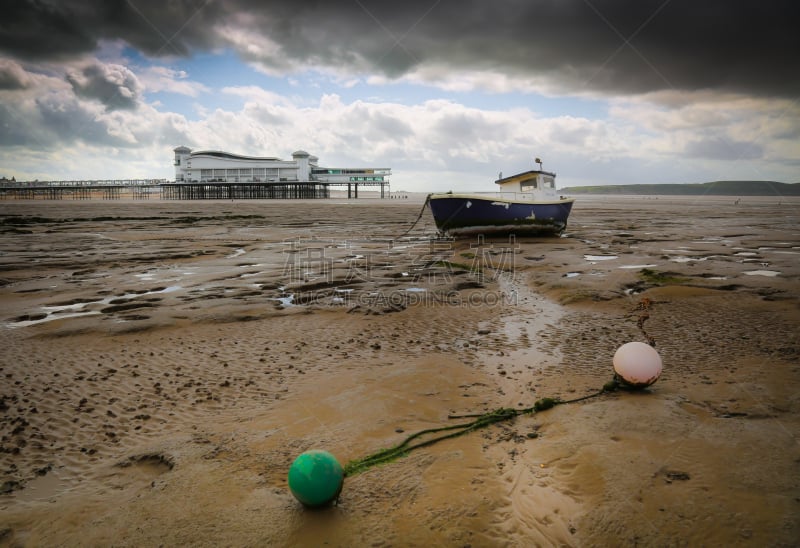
[{"xmin": 190, "ymin": 150, "xmax": 281, "ymax": 161}]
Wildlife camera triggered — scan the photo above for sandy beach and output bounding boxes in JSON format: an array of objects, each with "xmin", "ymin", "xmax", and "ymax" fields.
[{"xmin": 1, "ymin": 194, "xmax": 798, "ymax": 547}]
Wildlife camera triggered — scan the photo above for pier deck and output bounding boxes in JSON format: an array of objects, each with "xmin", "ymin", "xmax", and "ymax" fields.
[{"xmin": 0, "ymin": 180, "xmax": 389, "ymax": 200}]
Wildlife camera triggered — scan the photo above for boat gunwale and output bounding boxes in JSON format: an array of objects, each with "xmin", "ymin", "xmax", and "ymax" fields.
[{"xmin": 428, "ymin": 192, "xmax": 574, "ymax": 205}]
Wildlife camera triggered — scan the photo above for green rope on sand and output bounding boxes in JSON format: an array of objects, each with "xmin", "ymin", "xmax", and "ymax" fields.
[{"xmin": 343, "ymin": 378, "xmax": 620, "ymax": 476}]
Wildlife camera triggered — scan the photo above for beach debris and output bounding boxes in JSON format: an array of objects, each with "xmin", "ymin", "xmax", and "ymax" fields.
[
  {"xmin": 613, "ymin": 342, "xmax": 663, "ymax": 388},
  {"xmin": 0, "ymin": 480, "xmax": 21, "ymax": 494},
  {"xmin": 287, "ymin": 450, "xmax": 344, "ymax": 507},
  {"xmin": 656, "ymin": 467, "xmax": 691, "ymax": 483},
  {"xmin": 117, "ymin": 452, "xmax": 175, "ymax": 470}
]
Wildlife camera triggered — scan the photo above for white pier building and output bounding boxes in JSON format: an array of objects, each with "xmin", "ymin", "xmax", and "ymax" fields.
[{"xmin": 173, "ymin": 147, "xmax": 390, "ymax": 186}]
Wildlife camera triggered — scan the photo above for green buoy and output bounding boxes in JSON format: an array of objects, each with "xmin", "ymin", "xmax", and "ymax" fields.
[{"xmin": 287, "ymin": 450, "xmax": 344, "ymax": 507}]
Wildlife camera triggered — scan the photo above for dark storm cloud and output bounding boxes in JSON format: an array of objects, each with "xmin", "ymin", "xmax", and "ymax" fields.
[
  {"xmin": 0, "ymin": 0, "xmax": 225, "ymax": 59},
  {"xmin": 66, "ymin": 62, "xmax": 143, "ymax": 110},
  {"xmin": 1, "ymin": 0, "xmax": 797, "ymax": 98}
]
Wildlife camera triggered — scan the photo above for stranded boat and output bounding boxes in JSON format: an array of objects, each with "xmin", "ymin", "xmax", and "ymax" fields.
[{"xmin": 428, "ymin": 160, "xmax": 575, "ymax": 237}]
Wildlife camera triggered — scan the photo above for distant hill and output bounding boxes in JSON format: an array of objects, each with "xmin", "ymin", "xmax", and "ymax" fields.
[{"xmin": 559, "ymin": 180, "xmax": 800, "ymax": 196}]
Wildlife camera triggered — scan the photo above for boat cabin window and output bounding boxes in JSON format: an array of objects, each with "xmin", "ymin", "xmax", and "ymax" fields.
[
  {"xmin": 542, "ymin": 175, "xmax": 555, "ymax": 189},
  {"xmin": 520, "ymin": 177, "xmax": 538, "ymax": 192}
]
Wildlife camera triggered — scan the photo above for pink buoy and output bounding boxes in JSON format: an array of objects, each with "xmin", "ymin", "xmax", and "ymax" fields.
[{"xmin": 613, "ymin": 342, "xmax": 662, "ymax": 388}]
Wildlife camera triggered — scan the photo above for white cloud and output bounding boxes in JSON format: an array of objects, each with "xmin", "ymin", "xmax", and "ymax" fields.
[
  {"xmin": 221, "ymin": 85, "xmax": 294, "ymax": 107},
  {"xmin": 0, "ymin": 58, "xmax": 33, "ymax": 89},
  {"xmin": 2, "ymin": 56, "xmax": 798, "ymax": 188},
  {"xmin": 367, "ymin": 65, "xmax": 584, "ymax": 98},
  {"xmin": 139, "ymin": 66, "xmax": 210, "ymax": 97},
  {"xmin": 608, "ymin": 91, "xmax": 800, "ymax": 171}
]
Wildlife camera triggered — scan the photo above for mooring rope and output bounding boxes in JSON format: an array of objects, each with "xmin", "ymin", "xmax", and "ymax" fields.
[
  {"xmin": 635, "ymin": 297, "xmax": 657, "ymax": 347},
  {"xmin": 343, "ymin": 380, "xmax": 620, "ymax": 476},
  {"xmin": 392, "ymin": 194, "xmax": 432, "ymax": 240}
]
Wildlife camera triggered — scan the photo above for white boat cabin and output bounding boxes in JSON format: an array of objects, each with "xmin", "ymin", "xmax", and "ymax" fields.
[{"xmin": 494, "ymin": 170, "xmax": 559, "ymax": 198}]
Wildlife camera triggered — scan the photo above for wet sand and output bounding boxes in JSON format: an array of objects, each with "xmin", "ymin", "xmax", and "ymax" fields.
[{"xmin": 1, "ymin": 195, "xmax": 798, "ymax": 546}]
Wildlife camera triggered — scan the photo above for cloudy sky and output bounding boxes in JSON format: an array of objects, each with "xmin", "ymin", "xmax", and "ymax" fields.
[{"xmin": 1, "ymin": 0, "xmax": 798, "ymax": 191}]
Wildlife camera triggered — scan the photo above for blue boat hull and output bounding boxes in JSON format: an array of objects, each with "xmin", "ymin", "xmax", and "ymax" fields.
[{"xmin": 428, "ymin": 194, "xmax": 574, "ymax": 237}]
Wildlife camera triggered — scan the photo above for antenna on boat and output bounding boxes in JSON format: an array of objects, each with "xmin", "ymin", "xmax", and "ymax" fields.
[{"xmin": 535, "ymin": 157, "xmax": 543, "ymax": 171}]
